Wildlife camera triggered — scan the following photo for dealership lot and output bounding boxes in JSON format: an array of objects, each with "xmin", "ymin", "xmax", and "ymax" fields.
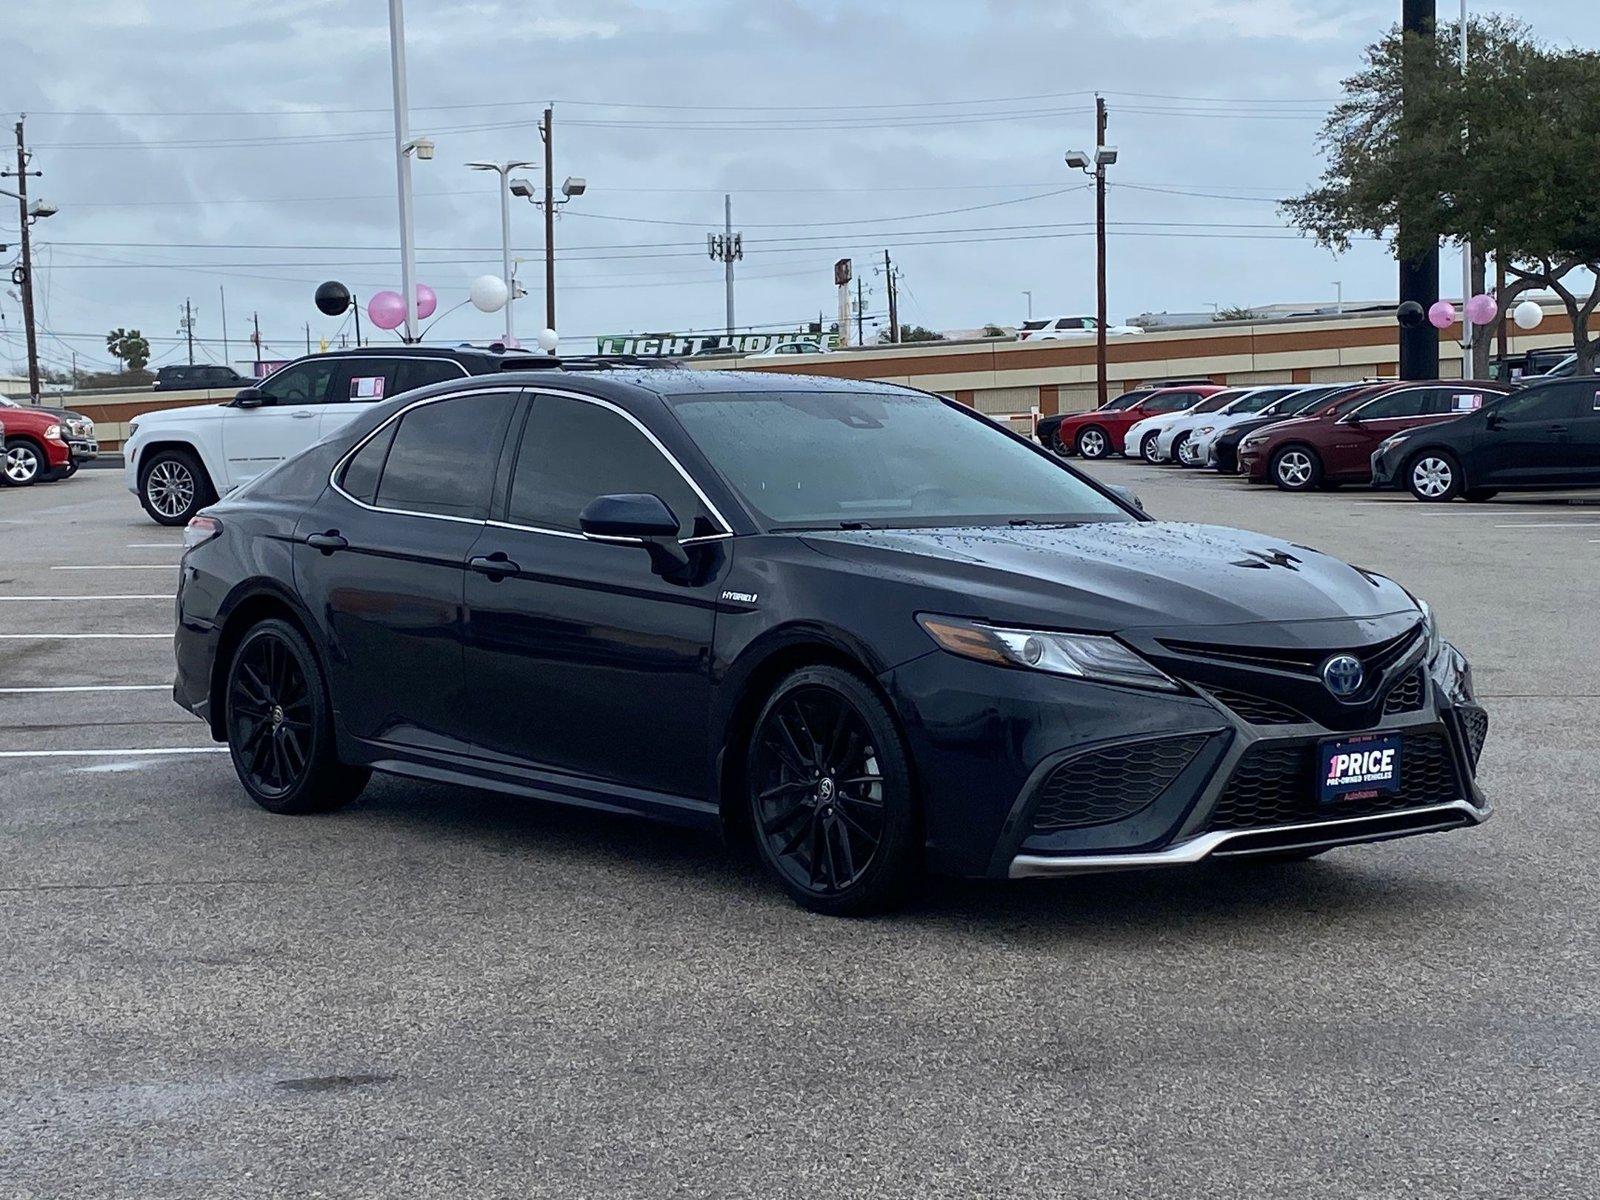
[{"xmin": 1, "ymin": 467, "xmax": 1596, "ymax": 1197}]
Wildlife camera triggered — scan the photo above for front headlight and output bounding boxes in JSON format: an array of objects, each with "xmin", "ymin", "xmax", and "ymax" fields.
[
  {"xmin": 127, "ymin": 420, "xmax": 140, "ymax": 438},
  {"xmin": 43, "ymin": 424, "xmax": 63, "ymax": 441},
  {"xmin": 1377, "ymin": 432, "xmax": 1411, "ymax": 455},
  {"xmin": 917, "ymin": 614, "xmax": 1181, "ymax": 692},
  {"xmin": 1417, "ymin": 599, "xmax": 1442, "ymax": 660},
  {"xmin": 1196, "ymin": 425, "xmax": 1215, "ymax": 436},
  {"xmin": 1240, "ymin": 435, "xmax": 1265, "ymax": 449}
]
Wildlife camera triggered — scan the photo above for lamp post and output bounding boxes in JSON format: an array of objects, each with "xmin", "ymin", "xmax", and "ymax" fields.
[
  {"xmin": 511, "ymin": 173, "xmax": 586, "ymax": 334},
  {"xmin": 1022, "ymin": 290, "xmax": 1033, "ymax": 321},
  {"xmin": 387, "ymin": 0, "xmax": 434, "ymax": 343},
  {"xmin": 1065, "ymin": 112, "xmax": 1119, "ymax": 406},
  {"xmin": 468, "ymin": 160, "xmax": 536, "ymax": 344}
]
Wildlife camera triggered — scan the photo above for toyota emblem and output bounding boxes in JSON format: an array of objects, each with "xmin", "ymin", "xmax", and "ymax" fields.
[{"xmin": 1321, "ymin": 654, "xmax": 1365, "ymax": 698}]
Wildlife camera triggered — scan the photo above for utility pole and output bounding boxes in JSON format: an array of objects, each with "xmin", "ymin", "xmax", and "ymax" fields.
[
  {"xmin": 1495, "ymin": 255, "xmax": 1508, "ymax": 361},
  {"xmin": 540, "ymin": 106, "xmax": 557, "ymax": 330},
  {"xmin": 7, "ymin": 118, "xmax": 42, "ymax": 401},
  {"xmin": 883, "ymin": 250, "xmax": 900, "ymax": 344},
  {"xmin": 1398, "ymin": 0, "xmax": 1440, "ymax": 380},
  {"xmin": 251, "ymin": 311, "xmax": 261, "ymax": 370},
  {"xmin": 219, "ymin": 285, "xmax": 230, "ymax": 369},
  {"xmin": 305, "ymin": 322, "xmax": 312, "ymax": 355},
  {"xmin": 856, "ymin": 273, "xmax": 866, "ymax": 344},
  {"xmin": 1094, "ymin": 94, "xmax": 1109, "ymax": 407},
  {"xmin": 179, "ymin": 299, "xmax": 196, "ymax": 365},
  {"xmin": 707, "ymin": 194, "xmax": 742, "ymax": 344},
  {"xmin": 1458, "ymin": 0, "xmax": 1472, "ymax": 372}
]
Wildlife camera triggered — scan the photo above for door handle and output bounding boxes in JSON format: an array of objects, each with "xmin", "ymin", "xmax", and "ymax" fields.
[
  {"xmin": 304, "ymin": 531, "xmax": 348, "ymax": 554},
  {"xmin": 291, "ymin": 410, "xmax": 317, "ymax": 419},
  {"xmin": 468, "ymin": 552, "xmax": 521, "ymax": 578},
  {"xmin": 1547, "ymin": 424, "xmax": 1569, "ymax": 435}
]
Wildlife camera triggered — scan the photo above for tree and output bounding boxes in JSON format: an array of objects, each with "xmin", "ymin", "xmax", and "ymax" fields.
[
  {"xmin": 1213, "ymin": 306, "xmax": 1262, "ymax": 322},
  {"xmin": 1284, "ymin": 16, "xmax": 1600, "ymax": 373},
  {"xmin": 106, "ymin": 328, "xmax": 152, "ymax": 373},
  {"xmin": 893, "ymin": 324, "xmax": 945, "ymax": 343},
  {"xmin": 982, "ymin": 323, "xmax": 1008, "ymax": 338}
]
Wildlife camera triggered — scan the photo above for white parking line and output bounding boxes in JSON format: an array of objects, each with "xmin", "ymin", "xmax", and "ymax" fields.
[
  {"xmin": 0, "ymin": 747, "xmax": 227, "ymax": 759},
  {"xmin": 127, "ymin": 543, "xmax": 180, "ymax": 549},
  {"xmin": 0, "ymin": 595, "xmax": 173, "ymax": 602},
  {"xmin": 50, "ymin": 565, "xmax": 175, "ymax": 572},
  {"xmin": 0, "ymin": 633, "xmax": 171, "ymax": 640},
  {"xmin": 1493, "ymin": 523, "xmax": 1600, "ymax": 529},
  {"xmin": 0, "ymin": 685, "xmax": 168, "ymax": 693}
]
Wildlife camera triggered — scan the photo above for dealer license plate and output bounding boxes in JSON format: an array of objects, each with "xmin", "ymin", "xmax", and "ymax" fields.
[{"xmin": 1319, "ymin": 733, "xmax": 1402, "ymax": 804}]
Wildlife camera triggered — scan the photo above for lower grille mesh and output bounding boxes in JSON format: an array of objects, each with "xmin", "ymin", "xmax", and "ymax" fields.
[
  {"xmin": 1383, "ymin": 669, "xmax": 1426, "ymax": 714},
  {"xmin": 1207, "ymin": 687, "xmax": 1308, "ymax": 726},
  {"xmin": 1030, "ymin": 735, "xmax": 1208, "ymax": 832},
  {"xmin": 1458, "ymin": 706, "xmax": 1489, "ymax": 771},
  {"xmin": 1206, "ymin": 731, "xmax": 1461, "ymax": 831}
]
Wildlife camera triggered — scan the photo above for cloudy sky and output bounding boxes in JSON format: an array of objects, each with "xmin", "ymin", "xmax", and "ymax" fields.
[{"xmin": 2, "ymin": 0, "xmax": 1592, "ymax": 373}]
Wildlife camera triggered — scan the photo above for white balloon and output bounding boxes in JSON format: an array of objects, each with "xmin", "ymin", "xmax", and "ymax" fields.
[
  {"xmin": 1512, "ymin": 300, "xmax": 1544, "ymax": 330},
  {"xmin": 469, "ymin": 274, "xmax": 509, "ymax": 313},
  {"xmin": 536, "ymin": 328, "xmax": 559, "ymax": 353}
]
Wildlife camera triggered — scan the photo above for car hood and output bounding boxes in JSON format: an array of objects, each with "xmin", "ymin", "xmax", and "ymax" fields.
[
  {"xmin": 1244, "ymin": 415, "xmax": 1325, "ymax": 441},
  {"xmin": 131, "ymin": 401, "xmax": 230, "ymax": 426},
  {"xmin": 800, "ymin": 521, "xmax": 1416, "ymax": 633}
]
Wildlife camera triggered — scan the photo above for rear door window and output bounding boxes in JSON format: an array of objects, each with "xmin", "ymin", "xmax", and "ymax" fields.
[
  {"xmin": 370, "ymin": 391, "xmax": 517, "ymax": 519},
  {"xmin": 395, "ymin": 358, "xmax": 469, "ymax": 394},
  {"xmin": 1492, "ymin": 384, "xmax": 1584, "ymax": 423},
  {"xmin": 1146, "ymin": 391, "xmax": 1204, "ymax": 414}
]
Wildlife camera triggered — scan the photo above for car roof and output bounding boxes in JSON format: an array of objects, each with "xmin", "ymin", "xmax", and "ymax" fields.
[{"xmin": 490, "ymin": 366, "xmax": 922, "ymax": 399}]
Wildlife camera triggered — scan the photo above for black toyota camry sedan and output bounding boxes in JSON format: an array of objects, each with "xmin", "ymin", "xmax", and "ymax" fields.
[{"xmin": 172, "ymin": 365, "xmax": 1491, "ymax": 914}]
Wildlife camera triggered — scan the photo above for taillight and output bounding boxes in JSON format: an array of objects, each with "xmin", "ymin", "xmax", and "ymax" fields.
[{"xmin": 183, "ymin": 516, "xmax": 222, "ymax": 554}]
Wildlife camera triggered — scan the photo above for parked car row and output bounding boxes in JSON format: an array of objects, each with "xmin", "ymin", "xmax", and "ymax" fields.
[
  {"xmin": 1043, "ymin": 374, "xmax": 1600, "ymax": 502},
  {"xmin": 0, "ymin": 394, "xmax": 98, "ymax": 487}
]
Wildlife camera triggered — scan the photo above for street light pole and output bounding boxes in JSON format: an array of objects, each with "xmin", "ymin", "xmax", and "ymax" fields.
[
  {"xmin": 1065, "ymin": 99, "xmax": 1118, "ymax": 408},
  {"xmin": 387, "ymin": 0, "xmax": 419, "ymax": 343},
  {"xmin": 469, "ymin": 160, "xmax": 536, "ymax": 345},
  {"xmin": 541, "ymin": 107, "xmax": 556, "ymax": 331},
  {"xmin": 1023, "ymin": 290, "xmax": 1033, "ymax": 321}
]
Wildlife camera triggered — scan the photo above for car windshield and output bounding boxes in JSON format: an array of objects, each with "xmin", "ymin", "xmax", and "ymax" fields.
[
  {"xmin": 669, "ymin": 390, "xmax": 1133, "ymax": 530},
  {"xmin": 1185, "ymin": 393, "xmax": 1234, "ymax": 414},
  {"xmin": 1100, "ymin": 391, "xmax": 1149, "ymax": 411}
]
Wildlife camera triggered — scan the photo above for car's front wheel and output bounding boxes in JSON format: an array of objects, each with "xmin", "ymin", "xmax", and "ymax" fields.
[
  {"xmin": 1405, "ymin": 451, "xmax": 1462, "ymax": 502},
  {"xmin": 139, "ymin": 448, "xmax": 216, "ymax": 525},
  {"xmin": 1075, "ymin": 426, "xmax": 1110, "ymax": 459},
  {"xmin": 1270, "ymin": 446, "xmax": 1322, "ymax": 492},
  {"xmin": 2, "ymin": 438, "xmax": 45, "ymax": 487},
  {"xmin": 1140, "ymin": 432, "xmax": 1163, "ymax": 463},
  {"xmin": 1172, "ymin": 432, "xmax": 1196, "ymax": 465},
  {"xmin": 747, "ymin": 665, "xmax": 920, "ymax": 916},
  {"xmin": 225, "ymin": 618, "xmax": 370, "ymax": 815}
]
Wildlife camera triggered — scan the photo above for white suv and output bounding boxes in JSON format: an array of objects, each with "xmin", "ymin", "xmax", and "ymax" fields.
[
  {"xmin": 1017, "ymin": 315, "xmax": 1144, "ymax": 341},
  {"xmin": 124, "ymin": 350, "xmax": 487, "ymax": 524}
]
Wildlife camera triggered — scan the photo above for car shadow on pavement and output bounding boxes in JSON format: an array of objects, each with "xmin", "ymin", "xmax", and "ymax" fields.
[{"xmin": 336, "ymin": 775, "xmax": 1473, "ymax": 936}]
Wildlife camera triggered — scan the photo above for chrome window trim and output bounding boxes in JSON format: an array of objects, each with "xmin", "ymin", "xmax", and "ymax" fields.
[{"xmin": 327, "ymin": 383, "xmax": 736, "ymax": 540}]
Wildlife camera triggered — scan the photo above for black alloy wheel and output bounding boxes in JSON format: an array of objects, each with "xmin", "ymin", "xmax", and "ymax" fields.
[
  {"xmin": 747, "ymin": 666, "xmax": 919, "ymax": 915},
  {"xmin": 225, "ymin": 619, "xmax": 369, "ymax": 814}
]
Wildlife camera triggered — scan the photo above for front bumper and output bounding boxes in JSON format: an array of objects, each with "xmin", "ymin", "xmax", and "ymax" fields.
[
  {"xmin": 885, "ymin": 633, "xmax": 1490, "ymax": 880},
  {"xmin": 68, "ymin": 438, "xmax": 98, "ymax": 462},
  {"xmin": 1236, "ymin": 443, "xmax": 1270, "ymax": 481},
  {"xmin": 1370, "ymin": 444, "xmax": 1403, "ymax": 488}
]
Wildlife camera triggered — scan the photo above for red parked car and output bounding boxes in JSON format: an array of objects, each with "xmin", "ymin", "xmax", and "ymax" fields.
[
  {"xmin": 1237, "ymin": 380, "xmax": 1512, "ymax": 491},
  {"xmin": 1053, "ymin": 384, "xmax": 1223, "ymax": 459},
  {"xmin": 1, "ymin": 403, "xmax": 75, "ymax": 487}
]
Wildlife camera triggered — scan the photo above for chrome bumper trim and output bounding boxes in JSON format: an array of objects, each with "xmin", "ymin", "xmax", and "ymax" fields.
[{"xmin": 1008, "ymin": 799, "xmax": 1490, "ymax": 879}]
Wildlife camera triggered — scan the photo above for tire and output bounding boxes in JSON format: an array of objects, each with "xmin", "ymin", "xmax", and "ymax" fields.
[
  {"xmin": 1140, "ymin": 432, "xmax": 1163, "ymax": 463},
  {"xmin": 52, "ymin": 459, "xmax": 80, "ymax": 480},
  {"xmin": 1404, "ymin": 450, "xmax": 1463, "ymax": 502},
  {"xmin": 1051, "ymin": 428, "xmax": 1073, "ymax": 456},
  {"xmin": 1171, "ymin": 432, "xmax": 1195, "ymax": 466},
  {"xmin": 138, "ymin": 447, "xmax": 216, "ymax": 526},
  {"xmin": 2, "ymin": 438, "xmax": 46, "ymax": 487},
  {"xmin": 746, "ymin": 665, "xmax": 920, "ymax": 916},
  {"xmin": 224, "ymin": 618, "xmax": 370, "ymax": 815},
  {"xmin": 1270, "ymin": 445, "xmax": 1322, "ymax": 492},
  {"xmin": 1075, "ymin": 426, "xmax": 1110, "ymax": 460},
  {"xmin": 1463, "ymin": 487, "xmax": 1498, "ymax": 502}
]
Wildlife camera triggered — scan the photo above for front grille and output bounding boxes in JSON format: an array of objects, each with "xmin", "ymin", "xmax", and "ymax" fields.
[
  {"xmin": 1207, "ymin": 687, "xmax": 1309, "ymax": 726},
  {"xmin": 1030, "ymin": 735, "xmax": 1208, "ymax": 832},
  {"xmin": 1160, "ymin": 622, "xmax": 1423, "ymax": 678},
  {"xmin": 1458, "ymin": 706, "xmax": 1489, "ymax": 771},
  {"xmin": 1382, "ymin": 668, "xmax": 1426, "ymax": 714},
  {"xmin": 1205, "ymin": 731, "xmax": 1461, "ymax": 832}
]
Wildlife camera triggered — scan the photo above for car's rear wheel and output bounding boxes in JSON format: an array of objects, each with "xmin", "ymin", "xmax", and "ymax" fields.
[
  {"xmin": 139, "ymin": 448, "xmax": 216, "ymax": 526},
  {"xmin": 1270, "ymin": 446, "xmax": 1322, "ymax": 492},
  {"xmin": 2, "ymin": 438, "xmax": 45, "ymax": 487},
  {"xmin": 225, "ymin": 619, "xmax": 370, "ymax": 815},
  {"xmin": 1140, "ymin": 432, "xmax": 1163, "ymax": 463},
  {"xmin": 747, "ymin": 665, "xmax": 920, "ymax": 916},
  {"xmin": 1075, "ymin": 426, "xmax": 1110, "ymax": 459},
  {"xmin": 1405, "ymin": 451, "xmax": 1462, "ymax": 502}
]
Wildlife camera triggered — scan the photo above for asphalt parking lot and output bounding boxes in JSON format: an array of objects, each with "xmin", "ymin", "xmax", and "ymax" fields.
[{"xmin": 2, "ymin": 464, "xmax": 1596, "ymax": 1198}]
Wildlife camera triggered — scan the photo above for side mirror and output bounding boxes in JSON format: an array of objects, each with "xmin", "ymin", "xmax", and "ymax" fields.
[
  {"xmin": 579, "ymin": 493, "xmax": 690, "ymax": 574},
  {"xmin": 1485, "ymin": 411, "xmax": 1504, "ymax": 430},
  {"xmin": 1107, "ymin": 483, "xmax": 1146, "ymax": 514},
  {"xmin": 233, "ymin": 387, "xmax": 271, "ymax": 408}
]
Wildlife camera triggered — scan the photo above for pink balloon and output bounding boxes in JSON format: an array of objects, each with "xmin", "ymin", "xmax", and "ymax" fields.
[
  {"xmin": 368, "ymin": 290, "xmax": 406, "ymax": 331},
  {"xmin": 414, "ymin": 283, "xmax": 437, "ymax": 320},
  {"xmin": 1465, "ymin": 293, "xmax": 1498, "ymax": 326},
  {"xmin": 1427, "ymin": 300, "xmax": 1457, "ymax": 330},
  {"xmin": 501, "ymin": 334, "xmax": 522, "ymax": 350}
]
